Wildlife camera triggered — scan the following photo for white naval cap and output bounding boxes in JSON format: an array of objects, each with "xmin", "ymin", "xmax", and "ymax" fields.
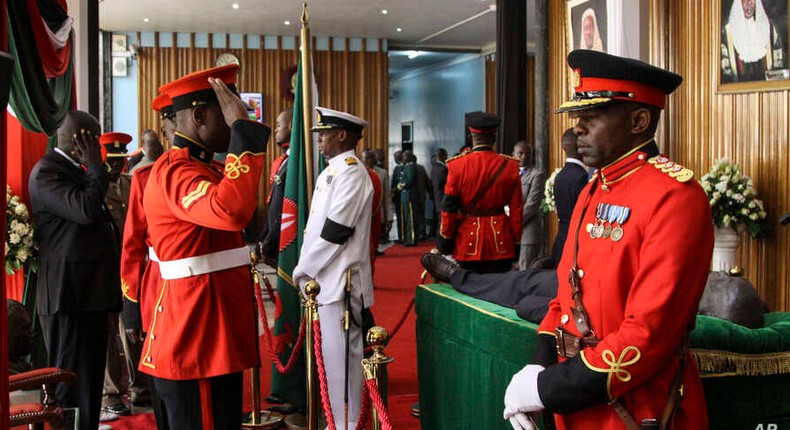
[{"xmin": 312, "ymin": 107, "xmax": 368, "ymax": 134}]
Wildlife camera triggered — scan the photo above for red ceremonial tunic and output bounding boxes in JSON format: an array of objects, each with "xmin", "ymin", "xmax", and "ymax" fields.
[
  {"xmin": 534, "ymin": 141, "xmax": 713, "ymax": 429},
  {"xmin": 139, "ymin": 121, "xmax": 267, "ymax": 380},
  {"xmin": 440, "ymin": 147, "xmax": 523, "ymax": 261},
  {"xmin": 120, "ymin": 164, "xmax": 162, "ymax": 329}
]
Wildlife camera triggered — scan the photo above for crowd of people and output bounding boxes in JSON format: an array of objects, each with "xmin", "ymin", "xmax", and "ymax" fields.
[{"xmin": 13, "ymin": 47, "xmax": 717, "ymax": 430}]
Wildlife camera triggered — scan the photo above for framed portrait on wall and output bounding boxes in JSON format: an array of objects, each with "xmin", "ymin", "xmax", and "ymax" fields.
[
  {"xmin": 240, "ymin": 92, "xmax": 264, "ymax": 123},
  {"xmin": 567, "ymin": 0, "xmax": 608, "ymax": 53},
  {"xmin": 718, "ymin": 0, "xmax": 790, "ymax": 93}
]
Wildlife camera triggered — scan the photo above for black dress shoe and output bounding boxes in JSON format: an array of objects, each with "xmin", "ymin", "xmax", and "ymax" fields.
[
  {"xmin": 420, "ymin": 251, "xmax": 460, "ymax": 283},
  {"xmin": 267, "ymin": 403, "xmax": 298, "ymax": 415},
  {"xmin": 103, "ymin": 403, "xmax": 132, "ymax": 416}
]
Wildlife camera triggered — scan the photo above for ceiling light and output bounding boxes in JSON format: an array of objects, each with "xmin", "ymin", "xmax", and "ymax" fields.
[
  {"xmin": 232, "ymin": 3, "xmax": 239, "ymax": 9},
  {"xmin": 143, "ymin": 18, "xmax": 150, "ymax": 22},
  {"xmin": 381, "ymin": 9, "xmax": 388, "ymax": 14},
  {"xmin": 396, "ymin": 27, "xmax": 402, "ymax": 32},
  {"xmin": 284, "ymin": 20, "xmax": 291, "ymax": 25},
  {"xmin": 407, "ymin": 50, "xmax": 419, "ymax": 59}
]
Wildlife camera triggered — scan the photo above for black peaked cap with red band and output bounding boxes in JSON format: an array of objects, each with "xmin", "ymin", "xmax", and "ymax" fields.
[
  {"xmin": 159, "ymin": 64, "xmax": 239, "ymax": 112},
  {"xmin": 557, "ymin": 50, "xmax": 682, "ymax": 113},
  {"xmin": 467, "ymin": 112, "xmax": 500, "ymax": 134}
]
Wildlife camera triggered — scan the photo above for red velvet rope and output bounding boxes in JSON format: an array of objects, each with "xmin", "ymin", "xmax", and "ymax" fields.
[
  {"xmin": 312, "ymin": 319, "xmax": 338, "ymax": 430},
  {"xmin": 253, "ymin": 276, "xmax": 305, "ymax": 374},
  {"xmin": 261, "ymin": 274, "xmax": 277, "ymax": 303},
  {"xmin": 365, "ymin": 379, "xmax": 394, "ymax": 430},
  {"xmin": 355, "ymin": 381, "xmax": 372, "ymax": 430}
]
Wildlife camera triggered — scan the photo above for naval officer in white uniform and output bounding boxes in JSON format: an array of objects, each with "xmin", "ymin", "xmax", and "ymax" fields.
[{"xmin": 293, "ymin": 107, "xmax": 373, "ymax": 430}]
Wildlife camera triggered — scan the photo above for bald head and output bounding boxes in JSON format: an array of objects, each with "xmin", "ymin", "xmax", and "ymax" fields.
[{"xmin": 57, "ymin": 110, "xmax": 100, "ymax": 152}]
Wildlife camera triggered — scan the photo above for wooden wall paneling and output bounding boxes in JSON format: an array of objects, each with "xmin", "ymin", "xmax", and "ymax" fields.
[{"xmin": 641, "ymin": 0, "xmax": 790, "ymax": 311}]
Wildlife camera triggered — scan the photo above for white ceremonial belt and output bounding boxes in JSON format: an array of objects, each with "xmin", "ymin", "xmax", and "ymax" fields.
[{"xmin": 148, "ymin": 246, "xmax": 250, "ymax": 280}]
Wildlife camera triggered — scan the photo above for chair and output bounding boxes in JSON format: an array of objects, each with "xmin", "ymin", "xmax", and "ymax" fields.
[{"xmin": 9, "ymin": 367, "xmax": 76, "ymax": 430}]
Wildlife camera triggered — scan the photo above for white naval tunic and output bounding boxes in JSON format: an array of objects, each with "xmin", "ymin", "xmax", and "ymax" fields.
[{"xmin": 293, "ymin": 149, "xmax": 374, "ymax": 429}]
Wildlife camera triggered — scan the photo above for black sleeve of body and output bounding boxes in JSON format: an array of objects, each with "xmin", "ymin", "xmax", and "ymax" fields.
[
  {"xmin": 442, "ymin": 194, "xmax": 461, "ymax": 212},
  {"xmin": 537, "ymin": 354, "xmax": 609, "ymax": 415},
  {"xmin": 436, "ymin": 235, "xmax": 455, "ymax": 255},
  {"xmin": 121, "ymin": 297, "xmax": 142, "ymax": 330},
  {"xmin": 227, "ymin": 119, "xmax": 271, "ymax": 155},
  {"xmin": 321, "ymin": 218, "xmax": 355, "ymax": 244}
]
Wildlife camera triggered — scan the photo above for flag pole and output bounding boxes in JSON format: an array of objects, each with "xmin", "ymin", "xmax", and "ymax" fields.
[{"xmin": 300, "ymin": 3, "xmax": 314, "ymax": 207}]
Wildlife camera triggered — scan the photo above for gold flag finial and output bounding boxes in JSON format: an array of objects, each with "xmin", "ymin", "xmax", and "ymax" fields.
[{"xmin": 301, "ymin": 3, "xmax": 309, "ymax": 26}]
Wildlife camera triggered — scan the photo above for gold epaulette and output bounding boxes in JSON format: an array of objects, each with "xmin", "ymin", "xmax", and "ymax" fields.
[
  {"xmin": 499, "ymin": 154, "xmax": 520, "ymax": 162},
  {"xmin": 647, "ymin": 156, "xmax": 694, "ymax": 183},
  {"xmin": 345, "ymin": 157, "xmax": 358, "ymax": 165},
  {"xmin": 446, "ymin": 152, "xmax": 469, "ymax": 163}
]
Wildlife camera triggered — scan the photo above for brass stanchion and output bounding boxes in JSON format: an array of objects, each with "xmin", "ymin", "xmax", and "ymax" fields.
[
  {"xmin": 244, "ymin": 253, "xmax": 284, "ymax": 429},
  {"xmin": 304, "ymin": 280, "xmax": 321, "ymax": 430},
  {"xmin": 363, "ymin": 327, "xmax": 394, "ymax": 430}
]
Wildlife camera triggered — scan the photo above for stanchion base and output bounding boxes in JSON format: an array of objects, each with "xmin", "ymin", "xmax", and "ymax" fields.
[
  {"xmin": 241, "ymin": 411, "xmax": 283, "ymax": 429},
  {"xmin": 284, "ymin": 413, "xmax": 327, "ymax": 430}
]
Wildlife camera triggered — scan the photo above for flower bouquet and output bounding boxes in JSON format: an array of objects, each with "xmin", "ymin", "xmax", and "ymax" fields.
[
  {"xmin": 540, "ymin": 168, "xmax": 562, "ymax": 213},
  {"xmin": 699, "ymin": 158, "xmax": 767, "ymax": 238},
  {"xmin": 5, "ymin": 185, "xmax": 37, "ymax": 274}
]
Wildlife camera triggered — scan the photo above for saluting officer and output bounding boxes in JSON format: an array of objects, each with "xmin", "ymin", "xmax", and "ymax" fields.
[
  {"xmin": 139, "ymin": 65, "xmax": 270, "ymax": 429},
  {"xmin": 119, "ymin": 94, "xmax": 174, "ymax": 429},
  {"xmin": 292, "ymin": 107, "xmax": 373, "ymax": 430},
  {"xmin": 438, "ymin": 112, "xmax": 523, "ymax": 273},
  {"xmin": 503, "ymin": 51, "xmax": 713, "ymax": 430}
]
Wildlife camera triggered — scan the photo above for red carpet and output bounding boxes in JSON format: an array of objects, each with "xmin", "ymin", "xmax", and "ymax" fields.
[{"xmin": 110, "ymin": 243, "xmax": 428, "ymax": 429}]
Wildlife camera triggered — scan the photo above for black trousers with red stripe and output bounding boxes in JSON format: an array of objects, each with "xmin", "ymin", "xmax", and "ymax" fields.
[{"xmin": 151, "ymin": 372, "xmax": 243, "ymax": 429}]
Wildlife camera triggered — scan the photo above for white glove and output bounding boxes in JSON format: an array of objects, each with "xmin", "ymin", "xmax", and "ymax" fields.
[
  {"xmin": 503, "ymin": 364, "xmax": 545, "ymax": 420},
  {"xmin": 508, "ymin": 413, "xmax": 538, "ymax": 430}
]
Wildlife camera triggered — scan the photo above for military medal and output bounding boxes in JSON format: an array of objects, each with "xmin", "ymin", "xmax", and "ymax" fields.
[
  {"xmin": 602, "ymin": 224, "xmax": 612, "ymax": 239},
  {"xmin": 610, "ymin": 205, "xmax": 631, "ymax": 242}
]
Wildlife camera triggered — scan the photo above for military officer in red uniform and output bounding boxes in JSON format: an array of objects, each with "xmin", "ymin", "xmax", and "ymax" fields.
[
  {"xmin": 503, "ymin": 51, "xmax": 713, "ymax": 430},
  {"xmin": 138, "ymin": 65, "xmax": 270, "ymax": 429},
  {"xmin": 439, "ymin": 112, "xmax": 523, "ymax": 273},
  {"xmin": 119, "ymin": 94, "xmax": 175, "ymax": 428}
]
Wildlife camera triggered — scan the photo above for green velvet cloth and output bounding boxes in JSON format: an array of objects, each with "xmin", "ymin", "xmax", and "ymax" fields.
[
  {"xmin": 415, "ymin": 283, "xmax": 543, "ymax": 430},
  {"xmin": 416, "ymin": 283, "xmax": 790, "ymax": 430}
]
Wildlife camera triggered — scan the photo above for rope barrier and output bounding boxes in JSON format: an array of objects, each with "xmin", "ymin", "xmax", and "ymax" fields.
[
  {"xmin": 253, "ymin": 273, "xmax": 306, "ymax": 374},
  {"xmin": 355, "ymin": 381, "xmax": 372, "ymax": 430},
  {"xmin": 261, "ymin": 272, "xmax": 277, "ymax": 303},
  {"xmin": 364, "ymin": 379, "xmax": 394, "ymax": 430},
  {"xmin": 313, "ymin": 319, "xmax": 338, "ymax": 430}
]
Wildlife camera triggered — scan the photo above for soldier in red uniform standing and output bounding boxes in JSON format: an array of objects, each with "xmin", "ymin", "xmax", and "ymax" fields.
[
  {"xmin": 503, "ymin": 51, "xmax": 713, "ymax": 430},
  {"xmin": 120, "ymin": 93, "xmax": 175, "ymax": 429},
  {"xmin": 438, "ymin": 112, "xmax": 523, "ymax": 273},
  {"xmin": 138, "ymin": 65, "xmax": 270, "ymax": 429}
]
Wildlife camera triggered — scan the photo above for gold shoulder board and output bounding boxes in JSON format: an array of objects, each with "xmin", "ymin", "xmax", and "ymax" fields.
[
  {"xmin": 647, "ymin": 156, "xmax": 694, "ymax": 183},
  {"xmin": 345, "ymin": 157, "xmax": 358, "ymax": 165}
]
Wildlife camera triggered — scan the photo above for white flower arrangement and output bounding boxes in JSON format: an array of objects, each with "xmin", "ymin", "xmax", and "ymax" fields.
[
  {"xmin": 699, "ymin": 158, "xmax": 767, "ymax": 238},
  {"xmin": 540, "ymin": 168, "xmax": 562, "ymax": 213},
  {"xmin": 5, "ymin": 185, "xmax": 37, "ymax": 274}
]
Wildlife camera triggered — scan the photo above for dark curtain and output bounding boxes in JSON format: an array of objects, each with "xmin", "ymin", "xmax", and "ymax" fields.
[{"xmin": 495, "ymin": 0, "xmax": 527, "ymax": 155}]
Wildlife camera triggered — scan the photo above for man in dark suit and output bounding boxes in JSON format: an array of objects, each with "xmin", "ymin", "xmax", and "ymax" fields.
[
  {"xmin": 429, "ymin": 148, "xmax": 448, "ymax": 238},
  {"xmin": 513, "ymin": 141, "xmax": 547, "ymax": 270},
  {"xmin": 413, "ymin": 153, "xmax": 430, "ymax": 240},
  {"xmin": 550, "ymin": 128, "xmax": 588, "ymax": 266},
  {"xmin": 29, "ymin": 110, "xmax": 122, "ymax": 430}
]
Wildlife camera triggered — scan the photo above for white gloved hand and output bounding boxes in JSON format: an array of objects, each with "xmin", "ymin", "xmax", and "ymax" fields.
[
  {"xmin": 508, "ymin": 412, "xmax": 538, "ymax": 430},
  {"xmin": 503, "ymin": 364, "xmax": 545, "ymax": 420}
]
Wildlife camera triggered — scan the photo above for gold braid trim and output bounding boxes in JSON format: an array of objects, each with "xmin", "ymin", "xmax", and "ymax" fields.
[{"xmin": 692, "ymin": 349, "xmax": 790, "ymax": 376}]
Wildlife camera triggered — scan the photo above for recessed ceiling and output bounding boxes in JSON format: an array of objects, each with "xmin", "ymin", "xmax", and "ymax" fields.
[{"xmin": 99, "ymin": 0, "xmax": 535, "ymax": 51}]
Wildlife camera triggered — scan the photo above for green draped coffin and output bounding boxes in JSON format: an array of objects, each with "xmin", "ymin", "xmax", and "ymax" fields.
[{"xmin": 415, "ymin": 283, "xmax": 790, "ymax": 430}]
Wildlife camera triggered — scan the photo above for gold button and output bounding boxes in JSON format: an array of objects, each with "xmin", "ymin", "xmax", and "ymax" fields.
[
  {"xmin": 150, "ymin": 334, "xmax": 155, "ymax": 340},
  {"xmin": 601, "ymin": 184, "xmax": 610, "ymax": 192},
  {"xmin": 561, "ymin": 314, "xmax": 569, "ymax": 324},
  {"xmin": 470, "ymin": 232, "xmax": 474, "ymax": 235},
  {"xmin": 578, "ymin": 269, "xmax": 585, "ymax": 278},
  {"xmin": 468, "ymin": 242, "xmax": 473, "ymax": 246},
  {"xmin": 158, "ymin": 306, "xmax": 163, "ymax": 312},
  {"xmin": 146, "ymin": 356, "xmax": 152, "ymax": 362},
  {"xmin": 497, "ymin": 231, "xmax": 501, "ymax": 234},
  {"xmin": 493, "ymin": 221, "xmax": 497, "ymax": 224},
  {"xmin": 638, "ymin": 154, "xmax": 645, "ymax": 160}
]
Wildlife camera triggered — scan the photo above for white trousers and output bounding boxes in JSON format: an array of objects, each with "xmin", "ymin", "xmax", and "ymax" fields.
[{"xmin": 317, "ymin": 296, "xmax": 363, "ymax": 430}]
